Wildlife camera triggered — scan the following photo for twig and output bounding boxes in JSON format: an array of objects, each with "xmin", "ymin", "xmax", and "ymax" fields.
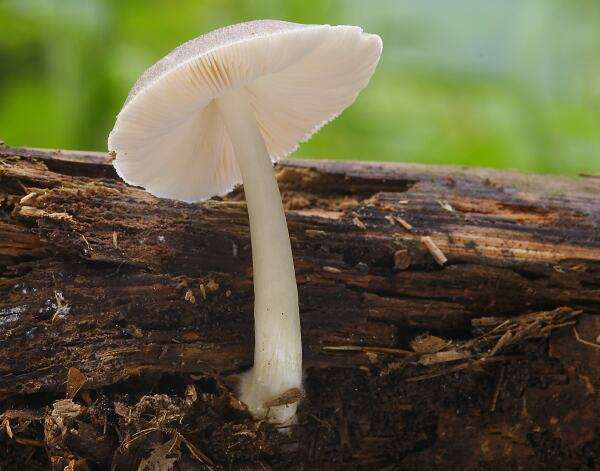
[
  {"xmin": 405, "ymin": 356, "xmax": 524, "ymax": 383},
  {"xmin": 175, "ymin": 431, "xmax": 215, "ymax": 469},
  {"xmin": 465, "ymin": 319, "xmax": 512, "ymax": 348},
  {"xmin": 322, "ymin": 345, "xmax": 413, "ymax": 355},
  {"xmin": 491, "ymin": 366, "xmax": 506, "ymax": 412},
  {"xmin": 573, "ymin": 326, "xmax": 600, "ymax": 349},
  {"xmin": 121, "ymin": 427, "xmax": 157, "ymax": 449},
  {"xmin": 81, "ymin": 233, "xmax": 93, "ymax": 252}
]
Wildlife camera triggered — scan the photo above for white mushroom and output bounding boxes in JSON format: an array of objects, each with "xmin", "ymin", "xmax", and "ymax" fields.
[{"xmin": 108, "ymin": 20, "xmax": 382, "ymax": 426}]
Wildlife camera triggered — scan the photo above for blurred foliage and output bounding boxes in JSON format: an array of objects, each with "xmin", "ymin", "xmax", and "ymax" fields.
[{"xmin": 1, "ymin": 0, "xmax": 599, "ymax": 174}]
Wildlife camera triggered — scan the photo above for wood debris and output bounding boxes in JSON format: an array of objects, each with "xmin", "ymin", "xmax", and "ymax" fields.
[
  {"xmin": 18, "ymin": 206, "xmax": 74, "ymax": 223},
  {"xmin": 184, "ymin": 289, "xmax": 196, "ymax": 304},
  {"xmin": 206, "ymin": 279, "xmax": 219, "ymax": 293},
  {"xmin": 410, "ymin": 334, "xmax": 448, "ymax": 353},
  {"xmin": 51, "ymin": 291, "xmax": 70, "ymax": 323},
  {"xmin": 185, "ymin": 384, "xmax": 198, "ymax": 406},
  {"xmin": 419, "ymin": 350, "xmax": 468, "ymax": 366},
  {"xmin": 573, "ymin": 326, "xmax": 600, "ymax": 349},
  {"xmin": 393, "ymin": 248, "xmax": 411, "ymax": 270},
  {"xmin": 386, "ymin": 214, "xmax": 412, "ymax": 230},
  {"xmin": 322, "ymin": 345, "xmax": 413, "ymax": 355},
  {"xmin": 438, "ymin": 199, "xmax": 455, "ymax": 212},
  {"xmin": 466, "ymin": 307, "xmax": 582, "ymax": 353},
  {"xmin": 127, "ymin": 324, "xmax": 143, "ymax": 339},
  {"xmin": 490, "ymin": 366, "xmax": 506, "ymax": 412},
  {"xmin": 323, "ymin": 266, "xmax": 341, "ymax": 274},
  {"xmin": 81, "ymin": 233, "xmax": 93, "ymax": 252},
  {"xmin": 403, "ymin": 307, "xmax": 581, "ymax": 381},
  {"xmin": 19, "ymin": 191, "xmax": 41, "ymax": 205},
  {"xmin": 471, "ymin": 317, "xmax": 507, "ymax": 328},
  {"xmin": 51, "ymin": 399, "xmax": 84, "ymax": 420},
  {"xmin": 394, "ymin": 216, "xmax": 412, "ymax": 230},
  {"xmin": 421, "ymin": 236, "xmax": 447, "ymax": 265},
  {"xmin": 352, "ymin": 216, "xmax": 367, "ymax": 230},
  {"xmin": 365, "ymin": 351, "xmax": 379, "ymax": 363},
  {"xmin": 338, "ymin": 198, "xmax": 359, "ymax": 210},
  {"xmin": 379, "ymin": 361, "xmax": 405, "ymax": 376},
  {"xmin": 305, "ymin": 229, "xmax": 327, "ymax": 237},
  {"xmin": 1, "ymin": 415, "xmax": 13, "ymax": 439},
  {"xmin": 490, "ymin": 330, "xmax": 513, "ymax": 356}
]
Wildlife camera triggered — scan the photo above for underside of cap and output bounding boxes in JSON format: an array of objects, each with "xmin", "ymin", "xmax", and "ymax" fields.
[{"xmin": 108, "ymin": 20, "xmax": 382, "ymax": 202}]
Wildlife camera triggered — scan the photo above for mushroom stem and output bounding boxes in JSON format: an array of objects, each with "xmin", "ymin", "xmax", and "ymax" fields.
[{"xmin": 217, "ymin": 88, "xmax": 302, "ymax": 426}]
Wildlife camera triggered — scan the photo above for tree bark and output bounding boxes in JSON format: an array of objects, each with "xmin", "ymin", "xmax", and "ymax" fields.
[{"xmin": 0, "ymin": 145, "xmax": 599, "ymax": 469}]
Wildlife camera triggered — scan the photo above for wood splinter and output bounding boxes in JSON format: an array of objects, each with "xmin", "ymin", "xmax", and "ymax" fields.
[{"xmin": 421, "ymin": 236, "xmax": 448, "ymax": 265}]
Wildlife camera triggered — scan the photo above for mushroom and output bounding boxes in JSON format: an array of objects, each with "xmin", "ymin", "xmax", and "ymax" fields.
[{"xmin": 108, "ymin": 20, "xmax": 382, "ymax": 426}]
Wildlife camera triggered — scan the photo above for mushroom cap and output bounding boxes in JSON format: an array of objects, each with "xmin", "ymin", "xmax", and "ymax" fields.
[{"xmin": 108, "ymin": 20, "xmax": 382, "ymax": 202}]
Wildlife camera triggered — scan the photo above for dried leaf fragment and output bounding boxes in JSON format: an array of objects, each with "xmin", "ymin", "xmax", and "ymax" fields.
[
  {"xmin": 264, "ymin": 387, "xmax": 305, "ymax": 408},
  {"xmin": 138, "ymin": 435, "xmax": 181, "ymax": 471},
  {"xmin": 66, "ymin": 367, "xmax": 87, "ymax": 399}
]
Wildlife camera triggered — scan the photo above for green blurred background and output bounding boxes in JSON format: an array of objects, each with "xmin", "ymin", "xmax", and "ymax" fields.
[{"xmin": 1, "ymin": 0, "xmax": 599, "ymax": 174}]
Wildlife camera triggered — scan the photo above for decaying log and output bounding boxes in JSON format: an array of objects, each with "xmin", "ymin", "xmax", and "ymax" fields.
[{"xmin": 0, "ymin": 145, "xmax": 599, "ymax": 469}]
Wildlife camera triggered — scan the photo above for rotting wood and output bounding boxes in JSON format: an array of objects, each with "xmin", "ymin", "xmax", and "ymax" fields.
[{"xmin": 0, "ymin": 145, "xmax": 599, "ymax": 469}]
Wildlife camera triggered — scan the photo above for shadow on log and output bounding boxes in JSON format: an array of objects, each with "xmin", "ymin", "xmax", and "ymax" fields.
[{"xmin": 0, "ymin": 145, "xmax": 599, "ymax": 469}]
